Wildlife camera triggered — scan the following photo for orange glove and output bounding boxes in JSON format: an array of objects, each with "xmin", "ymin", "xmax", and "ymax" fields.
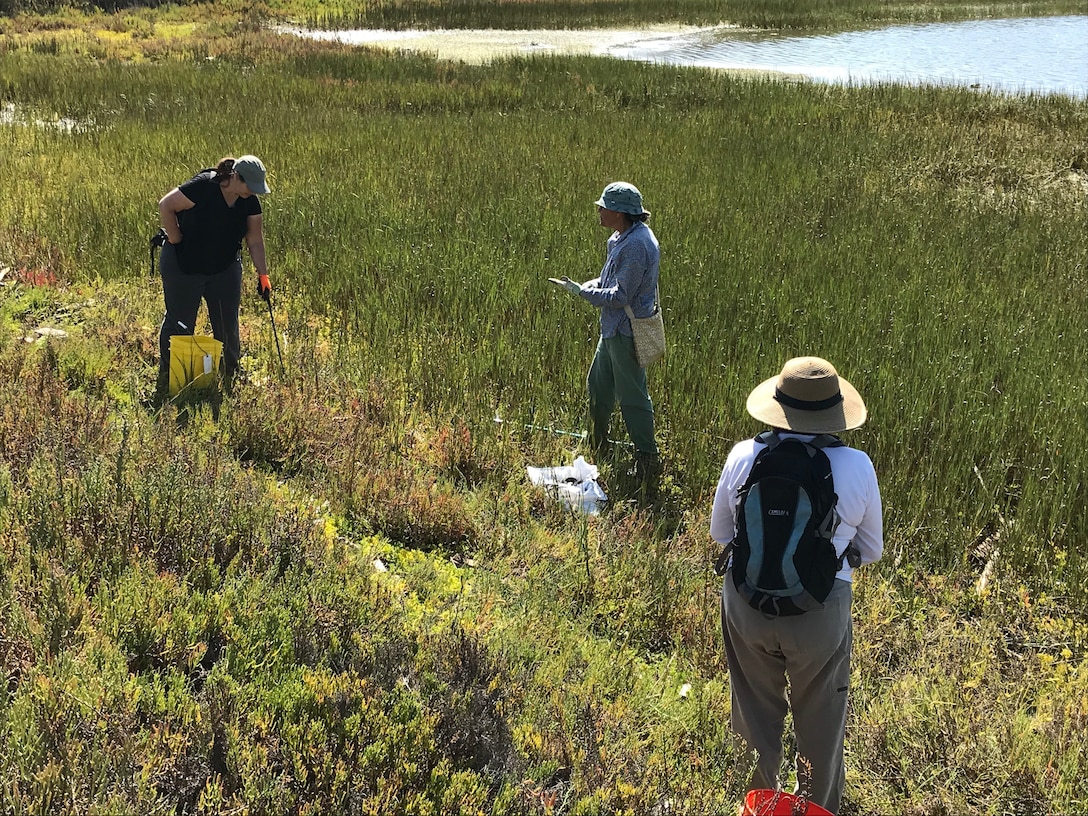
[{"xmin": 257, "ymin": 274, "xmax": 272, "ymax": 301}]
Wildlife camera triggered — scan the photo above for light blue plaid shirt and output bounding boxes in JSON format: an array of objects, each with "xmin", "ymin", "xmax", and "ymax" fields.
[{"xmin": 578, "ymin": 221, "xmax": 660, "ymax": 338}]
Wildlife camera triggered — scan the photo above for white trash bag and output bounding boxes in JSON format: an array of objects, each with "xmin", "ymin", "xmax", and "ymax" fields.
[{"xmin": 526, "ymin": 455, "xmax": 607, "ymax": 515}]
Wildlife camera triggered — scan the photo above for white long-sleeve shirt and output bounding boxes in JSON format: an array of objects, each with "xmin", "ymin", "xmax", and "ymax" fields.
[{"xmin": 710, "ymin": 432, "xmax": 884, "ymax": 582}]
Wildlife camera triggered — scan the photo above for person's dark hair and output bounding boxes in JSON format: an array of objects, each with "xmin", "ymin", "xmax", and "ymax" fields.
[
  {"xmin": 619, "ymin": 212, "xmax": 649, "ymax": 228},
  {"xmin": 212, "ymin": 157, "xmax": 236, "ymax": 183}
]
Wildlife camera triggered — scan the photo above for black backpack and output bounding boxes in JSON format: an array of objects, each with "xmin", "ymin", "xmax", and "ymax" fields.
[{"xmin": 721, "ymin": 430, "xmax": 859, "ymax": 616}]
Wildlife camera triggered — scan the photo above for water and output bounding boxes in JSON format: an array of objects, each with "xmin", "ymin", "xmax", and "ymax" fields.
[
  {"xmin": 290, "ymin": 16, "xmax": 1088, "ymax": 99},
  {"xmin": 0, "ymin": 101, "xmax": 91, "ymax": 132},
  {"xmin": 610, "ymin": 16, "xmax": 1088, "ymax": 98}
]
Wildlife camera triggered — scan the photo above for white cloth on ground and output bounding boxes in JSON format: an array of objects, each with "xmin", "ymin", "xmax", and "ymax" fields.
[{"xmin": 526, "ymin": 455, "xmax": 607, "ymax": 514}]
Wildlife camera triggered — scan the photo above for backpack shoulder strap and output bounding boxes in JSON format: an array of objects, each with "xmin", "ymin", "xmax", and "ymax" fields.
[
  {"xmin": 185, "ymin": 168, "xmax": 216, "ymax": 184},
  {"xmin": 755, "ymin": 430, "xmax": 843, "ymax": 453},
  {"xmin": 754, "ymin": 429, "xmax": 781, "ymax": 448},
  {"xmin": 810, "ymin": 434, "xmax": 845, "ymax": 450}
]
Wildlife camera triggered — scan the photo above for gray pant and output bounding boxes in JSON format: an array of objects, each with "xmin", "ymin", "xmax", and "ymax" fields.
[
  {"xmin": 157, "ymin": 243, "xmax": 242, "ymax": 388},
  {"xmin": 721, "ymin": 574, "xmax": 852, "ymax": 814}
]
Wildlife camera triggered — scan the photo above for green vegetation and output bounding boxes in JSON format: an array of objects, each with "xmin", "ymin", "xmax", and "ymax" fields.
[
  {"xmin": 2, "ymin": 0, "xmax": 1086, "ymax": 31},
  {"xmin": 0, "ymin": 6, "xmax": 1086, "ymax": 815}
]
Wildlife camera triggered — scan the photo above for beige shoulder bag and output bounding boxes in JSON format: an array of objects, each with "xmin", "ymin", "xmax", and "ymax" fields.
[{"xmin": 623, "ymin": 287, "xmax": 665, "ymax": 368}]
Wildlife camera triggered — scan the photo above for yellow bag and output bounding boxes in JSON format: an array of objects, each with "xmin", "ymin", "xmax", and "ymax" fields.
[{"xmin": 168, "ymin": 335, "xmax": 222, "ymax": 396}]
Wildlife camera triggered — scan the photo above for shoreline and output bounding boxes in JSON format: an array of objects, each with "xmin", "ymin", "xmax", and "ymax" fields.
[
  {"xmin": 278, "ymin": 23, "xmax": 802, "ymax": 81},
  {"xmin": 279, "ymin": 23, "xmax": 735, "ymax": 64}
]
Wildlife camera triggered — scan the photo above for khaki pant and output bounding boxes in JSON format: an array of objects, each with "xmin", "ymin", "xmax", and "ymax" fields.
[{"xmin": 721, "ymin": 574, "xmax": 853, "ymax": 814}]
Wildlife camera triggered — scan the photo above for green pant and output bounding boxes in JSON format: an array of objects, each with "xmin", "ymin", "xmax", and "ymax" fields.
[{"xmin": 587, "ymin": 333, "xmax": 658, "ymax": 457}]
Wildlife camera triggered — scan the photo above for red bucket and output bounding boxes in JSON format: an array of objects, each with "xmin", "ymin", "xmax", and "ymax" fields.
[{"xmin": 741, "ymin": 789, "xmax": 834, "ymax": 816}]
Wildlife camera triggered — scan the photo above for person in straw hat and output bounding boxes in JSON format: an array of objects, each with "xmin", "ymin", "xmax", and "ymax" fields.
[{"xmin": 710, "ymin": 357, "xmax": 883, "ymax": 814}]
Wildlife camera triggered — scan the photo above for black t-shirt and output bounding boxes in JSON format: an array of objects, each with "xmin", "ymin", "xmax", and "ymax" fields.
[{"xmin": 175, "ymin": 170, "xmax": 262, "ymax": 275}]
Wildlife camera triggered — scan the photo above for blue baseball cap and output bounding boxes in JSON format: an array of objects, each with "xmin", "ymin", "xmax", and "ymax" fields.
[{"xmin": 595, "ymin": 181, "xmax": 649, "ymax": 217}]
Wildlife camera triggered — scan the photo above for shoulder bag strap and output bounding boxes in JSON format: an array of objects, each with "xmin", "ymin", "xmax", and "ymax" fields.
[{"xmin": 623, "ymin": 286, "xmax": 660, "ymax": 320}]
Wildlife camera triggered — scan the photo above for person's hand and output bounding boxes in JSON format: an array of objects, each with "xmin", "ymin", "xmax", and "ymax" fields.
[
  {"xmin": 257, "ymin": 274, "xmax": 272, "ymax": 301},
  {"xmin": 548, "ymin": 276, "xmax": 582, "ymax": 295}
]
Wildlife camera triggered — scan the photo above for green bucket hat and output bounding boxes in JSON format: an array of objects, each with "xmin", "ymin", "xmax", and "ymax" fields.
[{"xmin": 594, "ymin": 181, "xmax": 648, "ymax": 217}]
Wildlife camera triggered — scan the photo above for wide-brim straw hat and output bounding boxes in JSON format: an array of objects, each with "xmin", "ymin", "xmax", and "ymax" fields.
[{"xmin": 746, "ymin": 356, "xmax": 867, "ymax": 434}]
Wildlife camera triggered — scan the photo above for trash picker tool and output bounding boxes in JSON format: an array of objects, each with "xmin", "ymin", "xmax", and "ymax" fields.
[
  {"xmin": 149, "ymin": 228, "xmax": 167, "ymax": 277},
  {"xmin": 266, "ymin": 296, "xmax": 285, "ymax": 379}
]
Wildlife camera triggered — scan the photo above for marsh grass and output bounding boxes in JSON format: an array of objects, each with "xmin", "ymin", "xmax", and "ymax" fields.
[
  {"xmin": 24, "ymin": 41, "xmax": 1078, "ymax": 586},
  {"xmin": 0, "ymin": 12, "xmax": 1086, "ymax": 815}
]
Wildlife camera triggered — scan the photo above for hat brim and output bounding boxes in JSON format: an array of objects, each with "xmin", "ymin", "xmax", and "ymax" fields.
[
  {"xmin": 746, "ymin": 374, "xmax": 867, "ymax": 434},
  {"xmin": 244, "ymin": 179, "xmax": 270, "ymax": 195}
]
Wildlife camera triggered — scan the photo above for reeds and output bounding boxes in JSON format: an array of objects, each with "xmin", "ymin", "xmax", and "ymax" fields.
[
  {"xmin": 2, "ymin": 41, "xmax": 1085, "ymax": 584},
  {"xmin": 0, "ymin": 22, "xmax": 1086, "ymax": 813}
]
